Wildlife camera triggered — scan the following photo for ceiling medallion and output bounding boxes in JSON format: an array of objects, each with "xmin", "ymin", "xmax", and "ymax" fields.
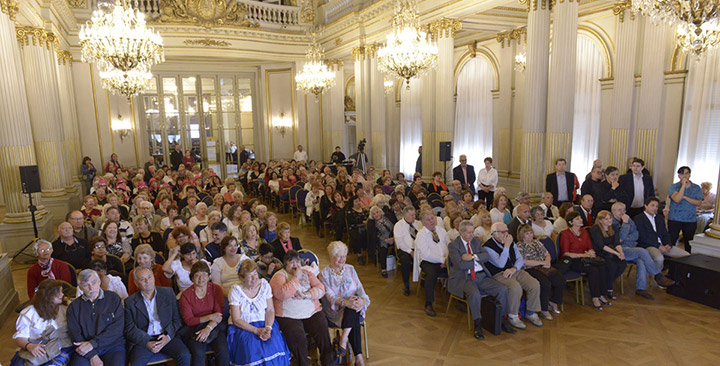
[
  {"xmin": 377, "ymin": 0, "xmax": 438, "ymax": 89},
  {"xmin": 158, "ymin": 0, "xmax": 259, "ymax": 28}
]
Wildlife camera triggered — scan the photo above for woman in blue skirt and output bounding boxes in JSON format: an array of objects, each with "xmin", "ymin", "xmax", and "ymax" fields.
[{"xmin": 228, "ymin": 259, "xmax": 290, "ymax": 366}]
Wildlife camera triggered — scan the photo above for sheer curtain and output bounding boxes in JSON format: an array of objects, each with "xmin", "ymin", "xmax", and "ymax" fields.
[
  {"xmin": 452, "ymin": 57, "xmax": 494, "ymax": 169},
  {"xmin": 675, "ymin": 47, "xmax": 720, "ymax": 186},
  {"xmin": 571, "ymin": 35, "xmax": 604, "ymax": 175},
  {"xmin": 399, "ymin": 77, "xmax": 424, "ymax": 178}
]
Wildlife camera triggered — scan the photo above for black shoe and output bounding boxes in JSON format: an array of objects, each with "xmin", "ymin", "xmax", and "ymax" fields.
[
  {"xmin": 599, "ymin": 298, "xmax": 612, "ymax": 306},
  {"xmin": 501, "ymin": 319, "xmax": 517, "ymax": 334},
  {"xmin": 635, "ymin": 290, "xmax": 655, "ymax": 300},
  {"xmin": 473, "ymin": 328, "xmax": 485, "ymax": 340},
  {"xmin": 607, "ymin": 291, "xmax": 617, "ymax": 300},
  {"xmin": 425, "ymin": 305, "xmax": 437, "ymax": 317},
  {"xmin": 381, "ymin": 271, "xmax": 388, "ymax": 278},
  {"xmin": 402, "ymin": 287, "xmax": 410, "ymax": 296}
]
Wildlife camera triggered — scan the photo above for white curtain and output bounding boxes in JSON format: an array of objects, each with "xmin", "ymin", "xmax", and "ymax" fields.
[
  {"xmin": 676, "ymin": 47, "xmax": 720, "ymax": 187},
  {"xmin": 571, "ymin": 35, "xmax": 604, "ymax": 176},
  {"xmin": 399, "ymin": 77, "xmax": 424, "ymax": 178},
  {"xmin": 452, "ymin": 57, "xmax": 494, "ymax": 170}
]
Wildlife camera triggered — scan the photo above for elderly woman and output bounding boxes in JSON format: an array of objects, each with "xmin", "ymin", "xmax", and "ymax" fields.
[
  {"xmin": 269, "ymin": 222, "xmax": 302, "ymax": 263},
  {"xmin": 52, "ymin": 222, "xmax": 90, "ymax": 270},
  {"xmin": 88, "ymin": 236, "xmax": 125, "ymax": 275},
  {"xmin": 11, "ymin": 280, "xmax": 73, "ymax": 366},
  {"xmin": 368, "ymin": 206, "xmax": 394, "ymax": 278},
  {"xmin": 270, "ymin": 250, "xmax": 332, "ymax": 366},
  {"xmin": 179, "ymin": 262, "xmax": 229, "ymax": 366},
  {"xmin": 259, "ymin": 211, "xmax": 278, "ymax": 243},
  {"xmin": 700, "ymin": 182, "xmax": 716, "ymax": 211},
  {"xmin": 531, "ymin": 206, "xmax": 554, "ymax": 238},
  {"xmin": 553, "ymin": 202, "xmax": 575, "ymax": 234},
  {"xmin": 227, "ymin": 259, "xmax": 290, "ymax": 366},
  {"xmin": 490, "ymin": 193, "xmax": 512, "ymax": 224},
  {"xmin": 199, "ymin": 210, "xmax": 222, "ymax": 246},
  {"xmin": 163, "ymin": 242, "xmax": 209, "ymax": 293},
  {"xmin": 181, "ymin": 195, "xmax": 199, "ymax": 221},
  {"xmin": 516, "ymin": 225, "xmax": 565, "ymax": 319},
  {"xmin": 589, "ymin": 210, "xmax": 628, "ymax": 300},
  {"xmin": 241, "ymin": 221, "xmax": 266, "ymax": 259},
  {"xmin": 446, "ymin": 213, "xmax": 464, "ymax": 242},
  {"xmin": 559, "ymin": 211, "xmax": 610, "ymax": 310},
  {"xmin": 211, "ymin": 236, "xmax": 250, "ymax": 296},
  {"xmin": 128, "ymin": 244, "xmax": 171, "ymax": 295},
  {"xmin": 319, "ymin": 242, "xmax": 370, "ymax": 365},
  {"xmin": 27, "ymin": 240, "xmax": 73, "ymax": 300},
  {"xmin": 472, "ymin": 209, "xmax": 493, "ymax": 242},
  {"xmin": 189, "ymin": 202, "xmax": 209, "ymax": 232},
  {"xmin": 77, "ymin": 260, "xmax": 128, "ymax": 300}
]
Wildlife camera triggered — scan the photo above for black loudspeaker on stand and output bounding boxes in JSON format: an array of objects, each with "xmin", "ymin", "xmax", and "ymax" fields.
[
  {"xmin": 439, "ymin": 141, "xmax": 452, "ymax": 182},
  {"xmin": 13, "ymin": 165, "xmax": 42, "ymax": 262}
]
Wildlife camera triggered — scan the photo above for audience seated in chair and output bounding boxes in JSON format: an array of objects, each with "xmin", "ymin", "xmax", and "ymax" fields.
[
  {"xmin": 52, "ymin": 222, "xmax": 90, "ymax": 270},
  {"xmin": 516, "ymin": 224, "xmax": 565, "ymax": 320},
  {"xmin": 634, "ymin": 196, "xmax": 690, "ymax": 271},
  {"xmin": 128, "ymin": 244, "xmax": 171, "ymax": 296},
  {"xmin": 27, "ymin": 240, "xmax": 73, "ymax": 300},
  {"xmin": 414, "ymin": 210, "xmax": 449, "ymax": 317},
  {"xmin": 78, "ymin": 260, "xmax": 128, "ymax": 300},
  {"xmin": 588, "ymin": 210, "xmax": 628, "ymax": 300}
]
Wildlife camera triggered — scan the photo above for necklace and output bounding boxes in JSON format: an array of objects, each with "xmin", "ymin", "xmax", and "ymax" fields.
[{"xmin": 330, "ymin": 266, "xmax": 345, "ymax": 278}]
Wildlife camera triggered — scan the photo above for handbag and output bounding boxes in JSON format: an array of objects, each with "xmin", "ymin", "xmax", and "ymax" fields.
[
  {"xmin": 17, "ymin": 326, "xmax": 65, "ymax": 366},
  {"xmin": 581, "ymin": 257, "xmax": 606, "ymax": 267}
]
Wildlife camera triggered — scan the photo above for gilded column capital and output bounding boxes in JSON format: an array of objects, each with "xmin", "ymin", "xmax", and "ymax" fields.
[
  {"xmin": 364, "ymin": 43, "xmax": 378, "ymax": 58},
  {"xmin": 519, "ymin": 0, "xmax": 555, "ymax": 12},
  {"xmin": 428, "ymin": 17, "xmax": 462, "ymax": 39},
  {"xmin": 351, "ymin": 46, "xmax": 365, "ymax": 61},
  {"xmin": 324, "ymin": 59, "xmax": 344, "ymax": 71},
  {"xmin": 66, "ymin": 0, "xmax": 86, "ymax": 8},
  {"xmin": 467, "ymin": 43, "xmax": 476, "ymax": 57},
  {"xmin": 57, "ymin": 50, "xmax": 73, "ymax": 66},
  {"xmin": 0, "ymin": 0, "xmax": 19, "ymax": 20},
  {"xmin": 510, "ymin": 27, "xmax": 527, "ymax": 44},
  {"xmin": 496, "ymin": 32, "xmax": 510, "ymax": 48},
  {"xmin": 612, "ymin": 1, "xmax": 635, "ymax": 22},
  {"xmin": 16, "ymin": 26, "xmax": 59, "ymax": 50}
]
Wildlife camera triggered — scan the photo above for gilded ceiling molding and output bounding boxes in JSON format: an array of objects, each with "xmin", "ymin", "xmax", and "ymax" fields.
[
  {"xmin": 0, "ymin": 0, "xmax": 19, "ymax": 20},
  {"xmin": 467, "ymin": 43, "xmax": 476, "ymax": 57},
  {"xmin": 351, "ymin": 46, "xmax": 364, "ymax": 61},
  {"xmin": 300, "ymin": 0, "xmax": 315, "ymax": 23},
  {"xmin": 183, "ymin": 38, "xmax": 231, "ymax": 47},
  {"xmin": 156, "ymin": 0, "xmax": 259, "ymax": 29},
  {"xmin": 57, "ymin": 49, "xmax": 73, "ymax": 65},
  {"xmin": 612, "ymin": 0, "xmax": 634, "ymax": 22},
  {"xmin": 496, "ymin": 32, "xmax": 510, "ymax": 48},
  {"xmin": 428, "ymin": 18, "xmax": 462, "ymax": 39},
  {"xmin": 16, "ymin": 26, "xmax": 59, "ymax": 50},
  {"xmin": 496, "ymin": 27, "xmax": 526, "ymax": 48},
  {"xmin": 65, "ymin": 0, "xmax": 86, "ymax": 8},
  {"xmin": 324, "ymin": 59, "xmax": 344, "ymax": 71},
  {"xmin": 519, "ymin": 0, "xmax": 555, "ymax": 12}
]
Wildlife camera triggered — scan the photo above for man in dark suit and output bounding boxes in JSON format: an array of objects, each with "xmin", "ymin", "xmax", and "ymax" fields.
[
  {"xmin": 507, "ymin": 204, "xmax": 531, "ymax": 242},
  {"xmin": 633, "ymin": 197, "xmax": 689, "ymax": 272},
  {"xmin": 170, "ymin": 144, "xmax": 183, "ymax": 170},
  {"xmin": 545, "ymin": 158, "xmax": 577, "ymax": 207},
  {"xmin": 453, "ymin": 154, "xmax": 476, "ymax": 195},
  {"xmin": 619, "ymin": 158, "xmax": 655, "ymax": 217},
  {"xmin": 124, "ymin": 266, "xmax": 191, "ymax": 366},
  {"xmin": 447, "ymin": 220, "xmax": 514, "ymax": 340},
  {"xmin": 239, "ymin": 144, "xmax": 250, "ymax": 165},
  {"xmin": 415, "ymin": 146, "xmax": 422, "ymax": 174},
  {"xmin": 575, "ymin": 194, "xmax": 594, "ymax": 227}
]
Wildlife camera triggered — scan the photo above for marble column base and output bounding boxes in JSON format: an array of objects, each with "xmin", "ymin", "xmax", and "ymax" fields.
[
  {"xmin": 0, "ymin": 211, "xmax": 54, "ymax": 256},
  {"xmin": 39, "ymin": 192, "xmax": 70, "ymax": 229},
  {"xmin": 0, "ymin": 253, "xmax": 20, "ymax": 325},
  {"xmin": 690, "ymin": 233, "xmax": 720, "ymax": 259},
  {"xmin": 65, "ymin": 181, "xmax": 83, "ymax": 211}
]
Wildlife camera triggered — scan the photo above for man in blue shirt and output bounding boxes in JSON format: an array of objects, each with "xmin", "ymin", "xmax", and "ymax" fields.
[
  {"xmin": 611, "ymin": 202, "xmax": 675, "ymax": 300},
  {"xmin": 667, "ymin": 166, "xmax": 704, "ymax": 253}
]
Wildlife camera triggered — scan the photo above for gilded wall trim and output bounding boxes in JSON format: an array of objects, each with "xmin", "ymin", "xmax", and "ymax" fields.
[
  {"xmin": 634, "ymin": 128, "xmax": 657, "ymax": 175},
  {"xmin": 65, "ymin": 0, "xmax": 86, "ymax": 8},
  {"xmin": 157, "ymin": 0, "xmax": 259, "ymax": 28},
  {"xmin": 428, "ymin": 18, "xmax": 462, "ymax": 39},
  {"xmin": 183, "ymin": 38, "xmax": 231, "ymax": 47},
  {"xmin": 89, "ymin": 66, "xmax": 105, "ymax": 169},
  {"xmin": 0, "ymin": 0, "xmax": 18, "ymax": 20},
  {"xmin": 612, "ymin": 0, "xmax": 634, "ymax": 23},
  {"xmin": 544, "ymin": 132, "xmax": 573, "ymax": 176},
  {"xmin": 453, "ymin": 46, "xmax": 500, "ymax": 92},
  {"xmin": 578, "ymin": 25, "xmax": 613, "ymax": 78},
  {"xmin": 324, "ymin": 59, "xmax": 344, "ymax": 71},
  {"xmin": 15, "ymin": 26, "xmax": 58, "ymax": 50},
  {"xmin": 609, "ymin": 128, "xmax": 629, "ymax": 169},
  {"xmin": 351, "ymin": 46, "xmax": 365, "ymax": 61}
]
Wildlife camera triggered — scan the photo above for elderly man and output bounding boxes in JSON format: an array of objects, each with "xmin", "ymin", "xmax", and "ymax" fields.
[
  {"xmin": 611, "ymin": 202, "xmax": 675, "ymax": 299},
  {"xmin": 125, "ymin": 266, "xmax": 191, "ymax": 366},
  {"xmin": 136, "ymin": 200, "xmax": 163, "ymax": 233},
  {"xmin": 448, "ymin": 220, "xmax": 513, "ymax": 339},
  {"xmin": 538, "ymin": 193, "xmax": 559, "ymax": 222},
  {"xmin": 483, "ymin": 222, "xmax": 543, "ymax": 329},
  {"xmin": 581, "ymin": 166, "xmax": 604, "ymax": 203},
  {"xmin": 448, "ymin": 180, "xmax": 464, "ymax": 203},
  {"xmin": 414, "ymin": 210, "xmax": 449, "ymax": 317},
  {"xmin": 67, "ymin": 269, "xmax": 126, "ymax": 365},
  {"xmin": 67, "ymin": 210, "xmax": 97, "ymax": 241},
  {"xmin": 507, "ymin": 204, "xmax": 532, "ymax": 242},
  {"xmin": 512, "ymin": 192, "xmax": 531, "ymax": 217},
  {"xmin": 52, "ymin": 221, "xmax": 90, "ymax": 270},
  {"xmin": 394, "ymin": 206, "xmax": 422, "ymax": 296},
  {"xmin": 453, "ymin": 155, "xmax": 476, "ymax": 195},
  {"xmin": 576, "ymin": 194, "xmax": 595, "ymax": 227}
]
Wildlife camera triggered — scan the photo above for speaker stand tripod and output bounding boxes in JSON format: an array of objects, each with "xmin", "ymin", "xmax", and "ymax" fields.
[{"xmin": 12, "ymin": 190, "xmax": 40, "ymax": 263}]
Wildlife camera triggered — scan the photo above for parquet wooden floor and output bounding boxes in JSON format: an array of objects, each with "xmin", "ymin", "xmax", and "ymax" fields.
[{"xmin": 1, "ymin": 208, "xmax": 719, "ymax": 365}]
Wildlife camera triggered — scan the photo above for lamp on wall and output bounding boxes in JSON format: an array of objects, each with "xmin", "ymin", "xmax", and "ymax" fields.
[
  {"xmin": 112, "ymin": 114, "xmax": 132, "ymax": 142},
  {"xmin": 273, "ymin": 112, "xmax": 292, "ymax": 138}
]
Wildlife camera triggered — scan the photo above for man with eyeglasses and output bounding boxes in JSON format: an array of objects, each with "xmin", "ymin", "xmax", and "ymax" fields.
[
  {"xmin": 67, "ymin": 210, "xmax": 97, "ymax": 242},
  {"xmin": 136, "ymin": 201, "xmax": 163, "ymax": 233},
  {"xmin": 453, "ymin": 155, "xmax": 476, "ymax": 195}
]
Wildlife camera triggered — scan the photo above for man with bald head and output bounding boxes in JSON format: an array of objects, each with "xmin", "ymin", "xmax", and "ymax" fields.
[
  {"xmin": 453, "ymin": 154, "xmax": 476, "ymax": 195},
  {"xmin": 52, "ymin": 221, "xmax": 90, "ymax": 269},
  {"xmin": 67, "ymin": 210, "xmax": 97, "ymax": 241},
  {"xmin": 538, "ymin": 192, "xmax": 559, "ymax": 222},
  {"xmin": 507, "ymin": 204, "xmax": 531, "ymax": 242},
  {"xmin": 449, "ymin": 180, "xmax": 464, "ymax": 203}
]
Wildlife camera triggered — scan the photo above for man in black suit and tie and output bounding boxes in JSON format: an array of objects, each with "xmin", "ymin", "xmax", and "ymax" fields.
[
  {"xmin": 453, "ymin": 154, "xmax": 476, "ymax": 195},
  {"xmin": 507, "ymin": 204, "xmax": 532, "ymax": 242},
  {"xmin": 545, "ymin": 158, "xmax": 577, "ymax": 207},
  {"xmin": 124, "ymin": 266, "xmax": 191, "ymax": 366},
  {"xmin": 575, "ymin": 194, "xmax": 595, "ymax": 227},
  {"xmin": 633, "ymin": 197, "xmax": 689, "ymax": 272},
  {"xmin": 619, "ymin": 158, "xmax": 655, "ymax": 217},
  {"xmin": 447, "ymin": 220, "xmax": 514, "ymax": 340}
]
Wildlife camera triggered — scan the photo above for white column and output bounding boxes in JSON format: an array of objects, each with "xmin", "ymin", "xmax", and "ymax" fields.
[
  {"xmin": 56, "ymin": 51, "xmax": 82, "ymax": 188},
  {"xmin": 495, "ymin": 36, "xmax": 513, "ymax": 177},
  {"xmin": 321, "ymin": 62, "xmax": 345, "ymax": 157},
  {"xmin": 369, "ymin": 50, "xmax": 387, "ymax": 169},
  {"xmin": 520, "ymin": 2, "xmax": 551, "ymax": 195},
  {"xmin": 432, "ymin": 20, "xmax": 458, "ymax": 180},
  {"xmin": 18, "ymin": 27, "xmax": 69, "ymax": 222},
  {"xmin": 353, "ymin": 46, "xmax": 372, "ymax": 164},
  {"xmin": 545, "ymin": 0, "xmax": 578, "ymax": 173},
  {"xmin": 609, "ymin": 9, "xmax": 640, "ymax": 169}
]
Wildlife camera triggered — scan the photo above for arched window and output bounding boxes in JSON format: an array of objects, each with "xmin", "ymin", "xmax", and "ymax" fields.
[
  {"xmin": 452, "ymin": 57, "xmax": 494, "ymax": 169},
  {"xmin": 571, "ymin": 35, "xmax": 605, "ymax": 175}
]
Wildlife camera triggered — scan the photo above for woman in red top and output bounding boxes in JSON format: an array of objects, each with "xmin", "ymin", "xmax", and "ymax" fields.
[
  {"xmin": 427, "ymin": 171, "xmax": 448, "ymax": 196},
  {"xmin": 559, "ymin": 211, "xmax": 611, "ymax": 310},
  {"xmin": 179, "ymin": 261, "xmax": 229, "ymax": 366},
  {"xmin": 182, "ymin": 150, "xmax": 196, "ymax": 170},
  {"xmin": 26, "ymin": 240, "xmax": 72, "ymax": 299}
]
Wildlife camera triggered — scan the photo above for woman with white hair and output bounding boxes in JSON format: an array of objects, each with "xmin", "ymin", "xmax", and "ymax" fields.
[
  {"xmin": 368, "ymin": 206, "xmax": 395, "ymax": 278},
  {"xmin": 26, "ymin": 240, "xmax": 73, "ymax": 300},
  {"xmin": 318, "ymin": 241, "xmax": 370, "ymax": 365},
  {"xmin": 189, "ymin": 202, "xmax": 209, "ymax": 232},
  {"xmin": 199, "ymin": 210, "xmax": 222, "ymax": 246}
]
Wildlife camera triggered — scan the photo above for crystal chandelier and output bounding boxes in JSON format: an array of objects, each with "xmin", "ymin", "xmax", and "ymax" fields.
[
  {"xmin": 631, "ymin": 0, "xmax": 720, "ymax": 56},
  {"xmin": 514, "ymin": 53, "xmax": 526, "ymax": 72},
  {"xmin": 384, "ymin": 79, "xmax": 394, "ymax": 95},
  {"xmin": 295, "ymin": 35, "xmax": 336, "ymax": 96},
  {"xmin": 377, "ymin": 0, "xmax": 438, "ymax": 89},
  {"xmin": 79, "ymin": 0, "xmax": 164, "ymax": 97}
]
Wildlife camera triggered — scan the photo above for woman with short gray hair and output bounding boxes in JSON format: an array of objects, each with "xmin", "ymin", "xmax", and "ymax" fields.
[{"xmin": 26, "ymin": 240, "xmax": 73, "ymax": 300}]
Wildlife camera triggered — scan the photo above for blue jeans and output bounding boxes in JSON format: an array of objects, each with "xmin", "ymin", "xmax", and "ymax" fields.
[
  {"xmin": 624, "ymin": 247, "xmax": 659, "ymax": 291},
  {"xmin": 70, "ymin": 344, "xmax": 125, "ymax": 366}
]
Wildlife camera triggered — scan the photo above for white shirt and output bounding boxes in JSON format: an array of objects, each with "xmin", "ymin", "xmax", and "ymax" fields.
[
  {"xmin": 222, "ymin": 217, "xmax": 242, "ymax": 239},
  {"xmin": 393, "ymin": 219, "xmax": 422, "ymax": 254},
  {"xmin": 532, "ymin": 220, "xmax": 554, "ymax": 238},
  {"xmin": 293, "ymin": 150, "xmax": 308, "ymax": 162},
  {"xmin": 14, "ymin": 305, "xmax": 70, "ymax": 343},
  {"xmin": 477, "ymin": 167, "xmax": 498, "ymax": 190},
  {"xmin": 76, "ymin": 274, "xmax": 128, "ymax": 300},
  {"xmin": 228, "ymin": 279, "xmax": 273, "ymax": 324},
  {"xmin": 166, "ymin": 259, "xmax": 210, "ymax": 293},
  {"xmin": 632, "ymin": 174, "xmax": 645, "ymax": 208},
  {"xmin": 413, "ymin": 226, "xmax": 449, "ymax": 282},
  {"xmin": 490, "ymin": 208, "xmax": 508, "ymax": 224},
  {"xmin": 539, "ymin": 203, "xmax": 559, "ymax": 220},
  {"xmin": 461, "ymin": 238, "xmax": 484, "ymax": 274},
  {"xmin": 141, "ymin": 290, "xmax": 163, "ymax": 336},
  {"xmin": 644, "ymin": 211, "xmax": 662, "ymax": 244},
  {"xmin": 305, "ymin": 190, "xmax": 324, "ymax": 216}
]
